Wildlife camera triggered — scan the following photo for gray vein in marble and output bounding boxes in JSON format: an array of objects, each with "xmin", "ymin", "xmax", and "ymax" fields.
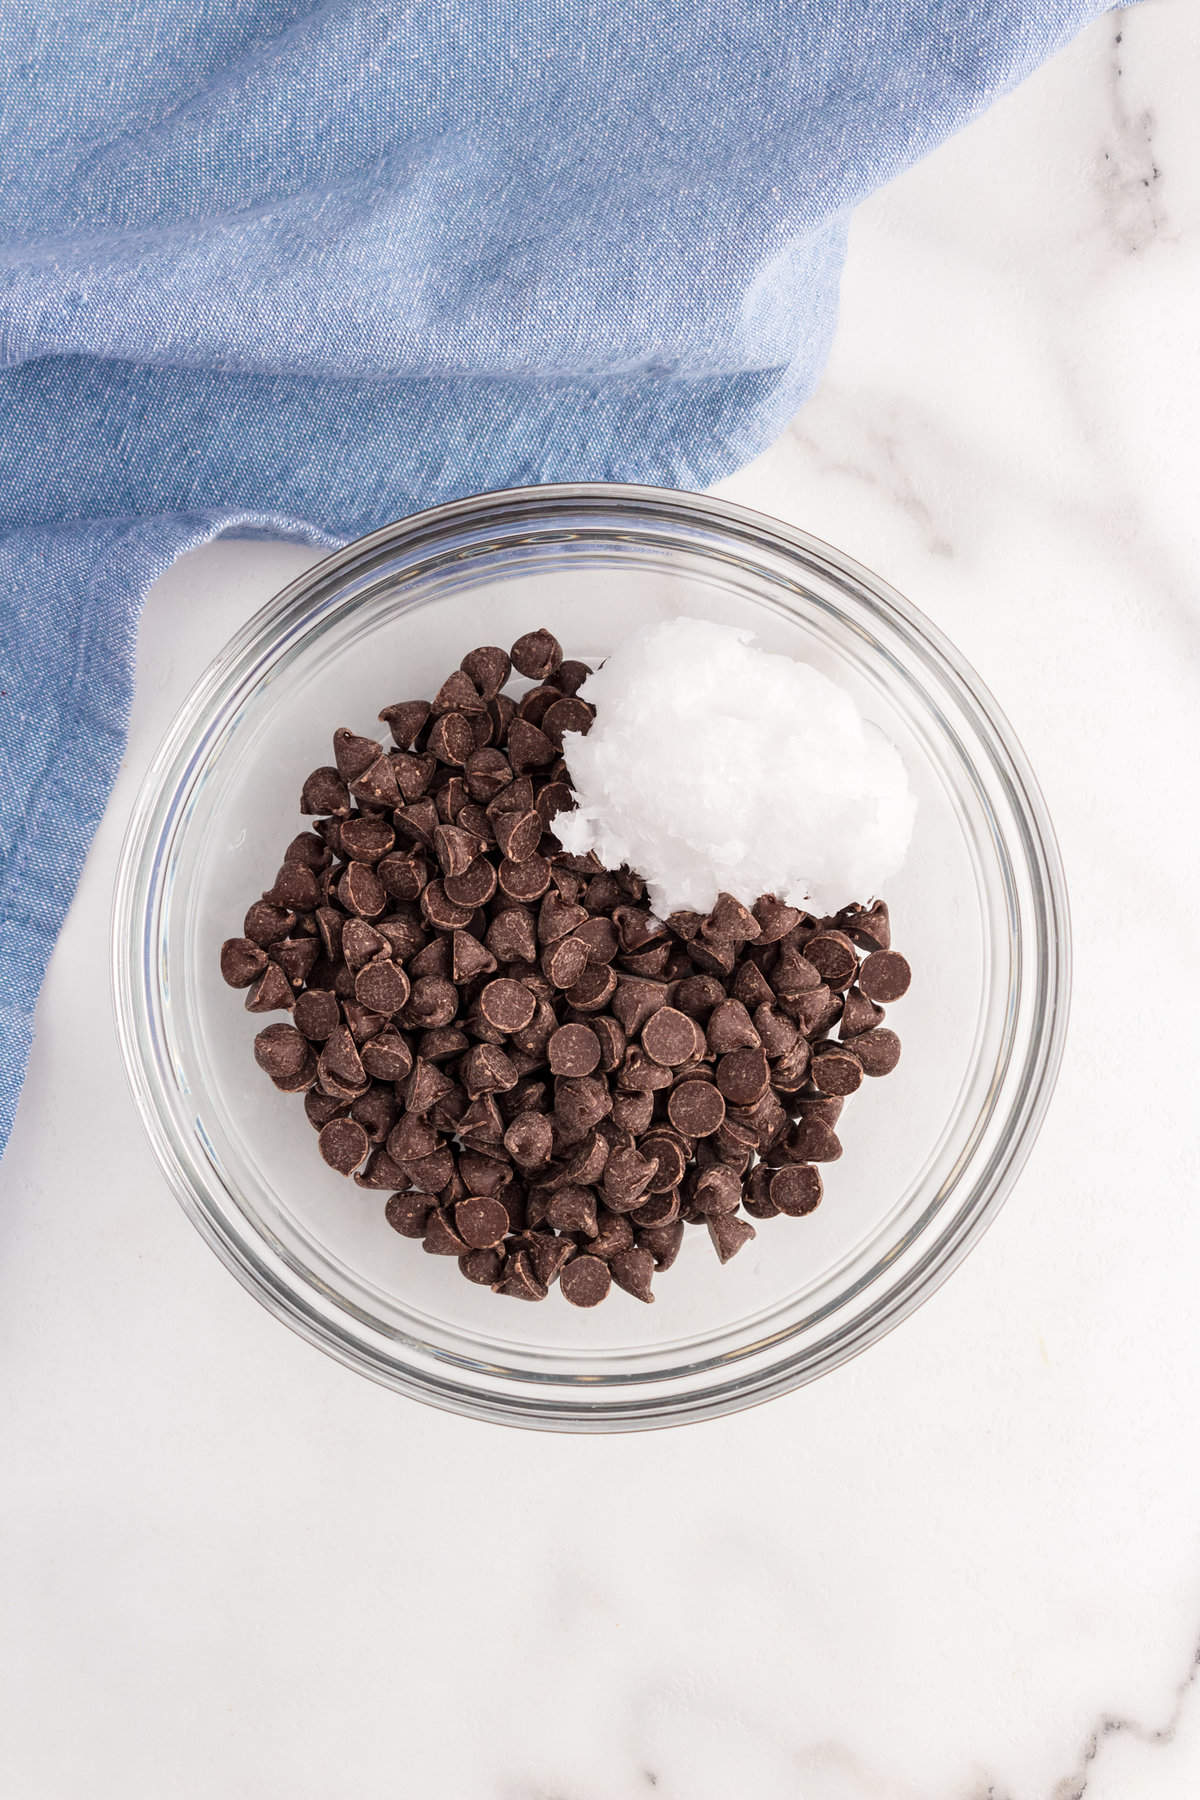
[
  {"xmin": 785, "ymin": 401, "xmax": 957, "ymax": 559},
  {"xmin": 1097, "ymin": 14, "xmax": 1168, "ymax": 255},
  {"xmin": 1047, "ymin": 1633, "xmax": 1200, "ymax": 1800}
]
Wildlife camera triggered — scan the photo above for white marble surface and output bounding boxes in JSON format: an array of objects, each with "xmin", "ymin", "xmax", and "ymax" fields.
[{"xmin": 3, "ymin": 6, "xmax": 1199, "ymax": 1795}]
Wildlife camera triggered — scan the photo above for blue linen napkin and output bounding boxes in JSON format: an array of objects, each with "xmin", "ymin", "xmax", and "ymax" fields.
[{"xmin": 0, "ymin": 0, "xmax": 1104, "ymax": 1154}]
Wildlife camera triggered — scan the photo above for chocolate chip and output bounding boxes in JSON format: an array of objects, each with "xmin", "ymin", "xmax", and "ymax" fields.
[
  {"xmin": 559, "ymin": 1253, "xmax": 611, "ymax": 1307},
  {"xmin": 547, "ymin": 1023, "xmax": 601, "ymax": 1077},
  {"xmin": 526, "ymin": 1232, "xmax": 574, "ymax": 1288},
  {"xmin": 423, "ymin": 1207, "xmax": 469, "ymax": 1256},
  {"xmin": 640, "ymin": 1006, "xmax": 702, "ymax": 1067},
  {"xmin": 480, "ymin": 978, "xmax": 537, "ymax": 1035},
  {"xmin": 715, "ymin": 1048, "xmax": 767, "ymax": 1108},
  {"xmin": 510, "ymin": 628, "xmax": 562, "ymax": 681},
  {"xmin": 498, "ymin": 854, "xmax": 552, "ymax": 903},
  {"xmin": 543, "ymin": 934, "xmax": 590, "ymax": 990},
  {"xmin": 441, "ymin": 857, "xmax": 496, "ymax": 911},
  {"xmin": 254, "ymin": 1022, "xmax": 309, "ymax": 1081},
  {"xmin": 485, "ymin": 905, "xmax": 537, "ymax": 965},
  {"xmin": 782, "ymin": 1117, "xmax": 843, "ymax": 1163},
  {"xmin": 612, "ymin": 978, "xmax": 668, "ymax": 1036},
  {"xmin": 460, "ymin": 646, "xmax": 511, "ymax": 700},
  {"xmin": 354, "ymin": 1148, "xmax": 410, "ymax": 1189},
  {"xmin": 839, "ymin": 987, "xmax": 884, "ymax": 1037},
  {"xmin": 541, "ymin": 696, "xmax": 594, "ymax": 747},
  {"xmin": 351, "ymin": 958, "xmax": 409, "ymax": 1017},
  {"xmin": 591, "ymin": 1015, "xmax": 626, "ymax": 1073},
  {"xmin": 500, "ymin": 720, "xmax": 551, "ymax": 777},
  {"xmin": 292, "ymin": 988, "xmax": 340, "ymax": 1040},
  {"xmin": 848, "ymin": 1026, "xmax": 901, "ymax": 1076},
  {"xmin": 795, "ymin": 1093, "xmax": 845, "ymax": 1127},
  {"xmin": 432, "ymin": 823, "xmax": 481, "ymax": 878},
  {"xmin": 377, "ymin": 853, "xmax": 428, "ymax": 902},
  {"xmin": 810, "ymin": 1049, "xmax": 864, "ymax": 1096},
  {"xmin": 838, "ymin": 899, "xmax": 891, "ymax": 952},
  {"xmin": 245, "ymin": 962, "xmax": 295, "ymax": 1014},
  {"xmin": 318, "ymin": 1117, "xmax": 369, "ymax": 1174},
  {"xmin": 493, "ymin": 809, "xmax": 542, "ymax": 863},
  {"xmin": 421, "ymin": 879, "xmax": 476, "ymax": 931},
  {"xmin": 602, "ymin": 1147, "xmax": 655, "ymax": 1211},
  {"xmin": 610, "ymin": 1088, "xmax": 655, "ymax": 1134},
  {"xmin": 785, "ymin": 984, "xmax": 840, "ymax": 1037},
  {"xmin": 503, "ymin": 1112, "xmax": 554, "ymax": 1169},
  {"xmin": 667, "ymin": 1080, "xmax": 726, "ymax": 1139},
  {"xmin": 450, "ymin": 929, "xmax": 497, "ymax": 985},
  {"xmin": 454, "ymin": 1196, "xmax": 510, "ymax": 1249},
  {"xmin": 393, "ymin": 751, "xmax": 438, "ymax": 801},
  {"xmin": 318, "ymin": 1024, "xmax": 368, "ymax": 1092},
  {"xmin": 433, "ymin": 669, "xmax": 486, "ymax": 716},
  {"xmin": 349, "ymin": 755, "xmax": 401, "ymax": 810},
  {"xmin": 407, "ymin": 975, "xmax": 459, "ymax": 1028},
  {"xmin": 704, "ymin": 997, "xmax": 760, "ymax": 1053},
  {"xmin": 564, "ymin": 964, "xmax": 617, "ymax": 1012},
  {"xmin": 378, "ymin": 699, "xmax": 431, "ymax": 749},
  {"xmin": 610, "ymin": 1245, "xmax": 655, "ymax": 1303},
  {"xmin": 772, "ymin": 943, "xmax": 822, "ymax": 997},
  {"xmin": 395, "ymin": 798, "xmax": 440, "ymax": 849},
  {"xmin": 803, "ymin": 931, "xmax": 859, "ymax": 989},
  {"xmin": 702, "ymin": 892, "xmax": 761, "ymax": 944},
  {"xmin": 580, "ymin": 1210, "xmax": 627, "ymax": 1263},
  {"xmin": 265, "ymin": 861, "xmax": 321, "ymax": 912},
  {"xmin": 385, "ymin": 1193, "xmax": 433, "ymax": 1238},
  {"xmin": 536, "ymin": 781, "xmax": 574, "ymax": 834},
  {"xmin": 284, "ymin": 831, "xmax": 330, "ymax": 871},
  {"xmin": 630, "ymin": 1191, "xmax": 680, "ymax": 1229},
  {"xmin": 770, "ymin": 1039, "xmax": 812, "ymax": 1091},
  {"xmin": 671, "ymin": 974, "xmax": 726, "ymax": 1019},
  {"xmin": 638, "ymin": 1131, "xmax": 685, "ymax": 1194},
  {"xmin": 243, "ymin": 900, "xmax": 295, "ymax": 947},
  {"xmin": 638, "ymin": 1220, "xmax": 684, "ymax": 1271},
  {"xmin": 615, "ymin": 1047, "xmax": 673, "ymax": 1093},
  {"xmin": 336, "ymin": 862, "xmax": 386, "ymax": 919},
  {"xmin": 554, "ymin": 658, "xmax": 592, "ymax": 695},
  {"xmin": 732, "ymin": 961, "xmax": 774, "ymax": 1009},
  {"xmin": 693, "ymin": 1164, "xmax": 742, "ymax": 1216},
  {"xmin": 330, "ymin": 727, "xmax": 379, "ymax": 783},
  {"xmin": 425, "ymin": 711, "xmax": 476, "ymax": 767},
  {"xmin": 408, "ymin": 936, "xmax": 451, "ymax": 979},
  {"xmin": 300, "ymin": 766, "xmax": 351, "ymax": 817},
  {"xmin": 707, "ymin": 1212, "xmax": 756, "ymax": 1264},
  {"xmin": 564, "ymin": 1130, "xmax": 610, "ymax": 1187},
  {"xmin": 751, "ymin": 896, "xmax": 804, "ymax": 943},
  {"xmin": 770, "ymin": 1164, "xmax": 823, "ymax": 1216},
  {"xmin": 494, "ymin": 1248, "xmax": 548, "ymax": 1302},
  {"xmin": 545, "ymin": 1185, "xmax": 599, "ymax": 1238},
  {"xmin": 459, "ymin": 1246, "xmax": 506, "ymax": 1285},
  {"xmin": 461, "ymin": 1043, "xmax": 520, "ymax": 1098},
  {"xmin": 858, "ymin": 950, "xmax": 911, "ymax": 1003},
  {"xmin": 403, "ymin": 1057, "xmax": 454, "ymax": 1115},
  {"xmin": 554, "ymin": 1074, "xmax": 612, "ymax": 1142},
  {"xmin": 464, "ymin": 747, "xmax": 513, "ymax": 804},
  {"xmin": 219, "ymin": 936, "xmax": 270, "ymax": 989}
]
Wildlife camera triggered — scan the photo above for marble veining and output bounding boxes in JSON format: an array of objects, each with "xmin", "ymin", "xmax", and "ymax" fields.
[{"xmin": 1099, "ymin": 21, "xmax": 1167, "ymax": 255}]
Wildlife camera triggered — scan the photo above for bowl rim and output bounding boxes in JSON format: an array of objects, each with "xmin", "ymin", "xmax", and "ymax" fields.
[{"xmin": 112, "ymin": 480, "xmax": 1072, "ymax": 1431}]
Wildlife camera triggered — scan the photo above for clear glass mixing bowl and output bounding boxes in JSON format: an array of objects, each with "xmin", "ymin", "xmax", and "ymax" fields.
[{"xmin": 113, "ymin": 484, "xmax": 1070, "ymax": 1430}]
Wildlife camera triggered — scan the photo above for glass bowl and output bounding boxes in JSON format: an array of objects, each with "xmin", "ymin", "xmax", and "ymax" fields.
[{"xmin": 113, "ymin": 484, "xmax": 1070, "ymax": 1431}]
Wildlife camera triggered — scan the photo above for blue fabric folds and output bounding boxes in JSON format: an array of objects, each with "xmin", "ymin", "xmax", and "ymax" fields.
[{"xmin": 0, "ymin": 0, "xmax": 1104, "ymax": 1152}]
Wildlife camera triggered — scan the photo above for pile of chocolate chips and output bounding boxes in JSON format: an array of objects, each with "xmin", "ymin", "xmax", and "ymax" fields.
[{"xmin": 219, "ymin": 627, "xmax": 910, "ymax": 1307}]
